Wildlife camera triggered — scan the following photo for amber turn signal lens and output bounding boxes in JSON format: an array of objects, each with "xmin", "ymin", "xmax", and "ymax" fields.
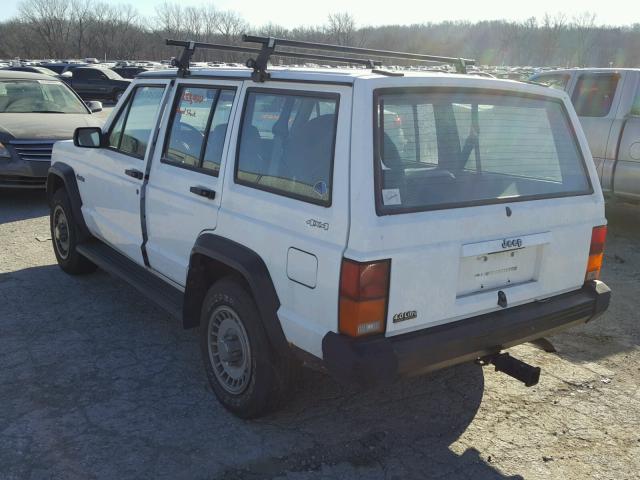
[
  {"xmin": 585, "ymin": 225, "xmax": 607, "ymax": 281},
  {"xmin": 339, "ymin": 258, "xmax": 390, "ymax": 337}
]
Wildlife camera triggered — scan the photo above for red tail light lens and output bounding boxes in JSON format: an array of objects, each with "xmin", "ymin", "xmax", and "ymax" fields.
[
  {"xmin": 585, "ymin": 225, "xmax": 607, "ymax": 281},
  {"xmin": 339, "ymin": 258, "xmax": 390, "ymax": 337}
]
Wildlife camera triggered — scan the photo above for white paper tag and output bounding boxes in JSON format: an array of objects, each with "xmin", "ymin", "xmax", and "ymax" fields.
[{"xmin": 382, "ymin": 188, "xmax": 401, "ymax": 206}]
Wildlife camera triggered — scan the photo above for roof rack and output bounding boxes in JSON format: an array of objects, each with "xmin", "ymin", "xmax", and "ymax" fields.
[{"xmin": 165, "ymin": 36, "xmax": 476, "ymax": 82}]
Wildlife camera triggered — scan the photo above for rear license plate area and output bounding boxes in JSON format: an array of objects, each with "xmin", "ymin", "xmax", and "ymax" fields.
[{"xmin": 457, "ymin": 246, "xmax": 540, "ymax": 297}]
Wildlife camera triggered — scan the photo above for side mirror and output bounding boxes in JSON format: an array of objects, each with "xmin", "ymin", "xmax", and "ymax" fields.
[
  {"xmin": 74, "ymin": 127, "xmax": 103, "ymax": 148},
  {"xmin": 86, "ymin": 100, "xmax": 103, "ymax": 113}
]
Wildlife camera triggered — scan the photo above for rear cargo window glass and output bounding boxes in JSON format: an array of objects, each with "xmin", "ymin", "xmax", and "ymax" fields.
[
  {"xmin": 572, "ymin": 74, "xmax": 619, "ymax": 117},
  {"xmin": 235, "ymin": 90, "xmax": 338, "ymax": 206},
  {"xmin": 375, "ymin": 90, "xmax": 591, "ymax": 214}
]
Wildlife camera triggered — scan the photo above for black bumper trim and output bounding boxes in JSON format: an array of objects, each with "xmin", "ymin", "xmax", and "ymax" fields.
[{"xmin": 322, "ymin": 280, "xmax": 611, "ymax": 385}]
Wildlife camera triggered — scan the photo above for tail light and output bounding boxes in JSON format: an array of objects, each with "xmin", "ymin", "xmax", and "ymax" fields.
[
  {"xmin": 339, "ymin": 258, "xmax": 390, "ymax": 337},
  {"xmin": 585, "ymin": 225, "xmax": 607, "ymax": 281}
]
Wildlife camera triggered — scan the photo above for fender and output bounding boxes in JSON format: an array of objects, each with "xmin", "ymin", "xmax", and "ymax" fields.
[
  {"xmin": 183, "ymin": 233, "xmax": 288, "ymax": 354},
  {"xmin": 46, "ymin": 162, "xmax": 91, "ymax": 241}
]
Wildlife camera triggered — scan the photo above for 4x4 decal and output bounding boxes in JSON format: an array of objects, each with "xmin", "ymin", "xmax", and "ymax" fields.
[{"xmin": 306, "ymin": 219, "xmax": 329, "ymax": 231}]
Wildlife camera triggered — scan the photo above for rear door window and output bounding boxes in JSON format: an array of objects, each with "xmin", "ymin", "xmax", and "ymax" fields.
[
  {"xmin": 162, "ymin": 86, "xmax": 235, "ymax": 175},
  {"xmin": 572, "ymin": 74, "xmax": 619, "ymax": 117},
  {"xmin": 235, "ymin": 90, "xmax": 339, "ymax": 206}
]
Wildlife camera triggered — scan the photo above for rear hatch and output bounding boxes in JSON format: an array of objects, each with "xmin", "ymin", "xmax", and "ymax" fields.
[{"xmin": 348, "ymin": 81, "xmax": 604, "ymax": 337}]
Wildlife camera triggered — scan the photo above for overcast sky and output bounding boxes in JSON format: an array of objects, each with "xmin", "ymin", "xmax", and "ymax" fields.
[{"xmin": 2, "ymin": 0, "xmax": 640, "ymax": 27}]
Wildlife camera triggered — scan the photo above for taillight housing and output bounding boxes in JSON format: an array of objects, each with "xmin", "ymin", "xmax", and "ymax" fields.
[
  {"xmin": 339, "ymin": 258, "xmax": 390, "ymax": 337},
  {"xmin": 585, "ymin": 225, "xmax": 607, "ymax": 282}
]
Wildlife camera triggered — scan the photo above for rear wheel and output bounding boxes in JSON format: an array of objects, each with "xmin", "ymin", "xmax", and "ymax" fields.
[
  {"xmin": 200, "ymin": 278, "xmax": 296, "ymax": 418},
  {"xmin": 50, "ymin": 188, "xmax": 96, "ymax": 275}
]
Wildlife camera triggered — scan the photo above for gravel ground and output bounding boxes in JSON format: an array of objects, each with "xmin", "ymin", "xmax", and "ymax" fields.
[{"xmin": 0, "ymin": 188, "xmax": 639, "ymax": 480}]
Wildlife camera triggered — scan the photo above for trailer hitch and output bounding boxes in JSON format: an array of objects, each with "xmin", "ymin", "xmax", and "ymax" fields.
[{"xmin": 477, "ymin": 352, "xmax": 541, "ymax": 387}]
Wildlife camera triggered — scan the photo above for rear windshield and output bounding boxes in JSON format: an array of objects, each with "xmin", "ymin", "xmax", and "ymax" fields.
[{"xmin": 375, "ymin": 90, "xmax": 591, "ymax": 214}]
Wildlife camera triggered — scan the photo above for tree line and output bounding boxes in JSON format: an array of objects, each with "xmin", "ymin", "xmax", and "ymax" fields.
[{"xmin": 1, "ymin": 0, "xmax": 640, "ymax": 67}]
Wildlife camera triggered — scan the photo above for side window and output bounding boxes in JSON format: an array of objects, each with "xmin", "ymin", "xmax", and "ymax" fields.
[
  {"xmin": 572, "ymin": 74, "xmax": 619, "ymax": 117},
  {"xmin": 108, "ymin": 85, "xmax": 165, "ymax": 158},
  {"xmin": 80, "ymin": 69, "xmax": 99, "ymax": 80},
  {"xmin": 203, "ymin": 89, "xmax": 235, "ymax": 173},
  {"xmin": 535, "ymin": 74, "xmax": 570, "ymax": 91},
  {"xmin": 162, "ymin": 86, "xmax": 235, "ymax": 175},
  {"xmin": 631, "ymin": 87, "xmax": 640, "ymax": 116},
  {"xmin": 235, "ymin": 90, "xmax": 338, "ymax": 206}
]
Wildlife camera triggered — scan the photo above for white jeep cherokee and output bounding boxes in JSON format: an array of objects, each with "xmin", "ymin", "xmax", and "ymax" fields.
[{"xmin": 46, "ymin": 37, "xmax": 611, "ymax": 418}]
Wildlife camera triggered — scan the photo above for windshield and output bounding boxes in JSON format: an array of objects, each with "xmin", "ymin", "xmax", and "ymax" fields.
[
  {"xmin": 0, "ymin": 79, "xmax": 88, "ymax": 114},
  {"xmin": 375, "ymin": 89, "xmax": 591, "ymax": 214}
]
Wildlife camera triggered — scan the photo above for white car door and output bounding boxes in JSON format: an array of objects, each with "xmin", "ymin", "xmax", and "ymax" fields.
[
  {"xmin": 144, "ymin": 79, "xmax": 241, "ymax": 285},
  {"xmin": 77, "ymin": 80, "xmax": 171, "ymax": 264}
]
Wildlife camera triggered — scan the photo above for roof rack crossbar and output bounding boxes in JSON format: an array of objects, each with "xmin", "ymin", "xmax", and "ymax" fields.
[
  {"xmin": 166, "ymin": 38, "xmax": 381, "ymax": 81},
  {"xmin": 242, "ymin": 35, "xmax": 476, "ymax": 68},
  {"xmin": 166, "ymin": 35, "xmax": 476, "ymax": 80}
]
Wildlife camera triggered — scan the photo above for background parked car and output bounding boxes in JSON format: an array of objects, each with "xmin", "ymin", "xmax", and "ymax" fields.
[
  {"xmin": 61, "ymin": 66, "xmax": 130, "ymax": 102},
  {"xmin": 3, "ymin": 66, "xmax": 59, "ymax": 76},
  {"xmin": 0, "ymin": 71, "xmax": 103, "ymax": 188},
  {"xmin": 111, "ymin": 66, "xmax": 150, "ymax": 79},
  {"xmin": 40, "ymin": 62, "xmax": 88, "ymax": 75},
  {"xmin": 531, "ymin": 68, "xmax": 640, "ymax": 202}
]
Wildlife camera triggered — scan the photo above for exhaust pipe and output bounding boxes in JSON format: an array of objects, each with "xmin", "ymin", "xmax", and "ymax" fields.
[{"xmin": 487, "ymin": 353, "xmax": 541, "ymax": 387}]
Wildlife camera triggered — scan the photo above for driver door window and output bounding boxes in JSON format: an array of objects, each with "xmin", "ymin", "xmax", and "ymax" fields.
[{"xmin": 108, "ymin": 86, "xmax": 165, "ymax": 159}]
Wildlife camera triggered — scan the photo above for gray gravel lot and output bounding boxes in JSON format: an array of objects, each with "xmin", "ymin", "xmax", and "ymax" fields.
[{"xmin": 1, "ymin": 185, "xmax": 639, "ymax": 480}]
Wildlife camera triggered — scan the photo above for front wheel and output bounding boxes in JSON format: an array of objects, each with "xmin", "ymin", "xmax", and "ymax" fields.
[
  {"xmin": 50, "ymin": 189, "xmax": 96, "ymax": 275},
  {"xmin": 199, "ymin": 279, "xmax": 296, "ymax": 418}
]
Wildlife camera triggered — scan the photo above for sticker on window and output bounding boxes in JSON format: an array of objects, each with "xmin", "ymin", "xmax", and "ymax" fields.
[{"xmin": 382, "ymin": 188, "xmax": 401, "ymax": 206}]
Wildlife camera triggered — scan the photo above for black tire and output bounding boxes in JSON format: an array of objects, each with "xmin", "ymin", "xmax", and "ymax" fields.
[
  {"xmin": 50, "ymin": 188, "xmax": 96, "ymax": 275},
  {"xmin": 199, "ymin": 278, "xmax": 296, "ymax": 418}
]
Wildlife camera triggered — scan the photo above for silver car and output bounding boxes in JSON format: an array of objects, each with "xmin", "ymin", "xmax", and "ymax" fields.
[{"xmin": 0, "ymin": 71, "xmax": 103, "ymax": 188}]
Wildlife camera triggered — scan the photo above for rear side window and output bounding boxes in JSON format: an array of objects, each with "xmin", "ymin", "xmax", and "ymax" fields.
[
  {"xmin": 631, "ymin": 87, "xmax": 640, "ymax": 116},
  {"xmin": 375, "ymin": 90, "xmax": 591, "ymax": 214},
  {"xmin": 572, "ymin": 74, "xmax": 619, "ymax": 117},
  {"xmin": 235, "ymin": 90, "xmax": 339, "ymax": 206},
  {"xmin": 108, "ymin": 86, "xmax": 165, "ymax": 158},
  {"xmin": 162, "ymin": 86, "xmax": 235, "ymax": 175}
]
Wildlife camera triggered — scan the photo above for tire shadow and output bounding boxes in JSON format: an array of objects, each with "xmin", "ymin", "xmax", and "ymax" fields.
[{"xmin": 224, "ymin": 364, "xmax": 523, "ymax": 479}]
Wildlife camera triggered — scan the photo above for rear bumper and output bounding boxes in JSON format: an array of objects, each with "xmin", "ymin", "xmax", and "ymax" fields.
[{"xmin": 322, "ymin": 280, "xmax": 611, "ymax": 384}]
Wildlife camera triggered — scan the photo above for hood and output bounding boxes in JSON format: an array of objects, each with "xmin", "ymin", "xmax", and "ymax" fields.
[{"xmin": 0, "ymin": 113, "xmax": 103, "ymax": 142}]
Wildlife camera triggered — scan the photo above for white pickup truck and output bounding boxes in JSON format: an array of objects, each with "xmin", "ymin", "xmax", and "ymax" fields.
[
  {"xmin": 531, "ymin": 68, "xmax": 640, "ymax": 202},
  {"xmin": 46, "ymin": 37, "xmax": 611, "ymax": 418}
]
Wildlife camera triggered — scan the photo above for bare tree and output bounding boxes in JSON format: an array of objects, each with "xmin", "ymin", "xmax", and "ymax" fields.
[
  {"xmin": 326, "ymin": 12, "xmax": 357, "ymax": 46},
  {"xmin": 572, "ymin": 11, "xmax": 598, "ymax": 66}
]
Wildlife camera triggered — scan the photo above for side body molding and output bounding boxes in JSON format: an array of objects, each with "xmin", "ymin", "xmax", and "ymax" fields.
[
  {"xmin": 46, "ymin": 162, "xmax": 91, "ymax": 241},
  {"xmin": 183, "ymin": 233, "xmax": 288, "ymax": 353}
]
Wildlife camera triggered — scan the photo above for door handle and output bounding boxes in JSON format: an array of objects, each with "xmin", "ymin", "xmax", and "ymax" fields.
[
  {"xmin": 125, "ymin": 168, "xmax": 144, "ymax": 180},
  {"xmin": 190, "ymin": 186, "xmax": 216, "ymax": 199}
]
